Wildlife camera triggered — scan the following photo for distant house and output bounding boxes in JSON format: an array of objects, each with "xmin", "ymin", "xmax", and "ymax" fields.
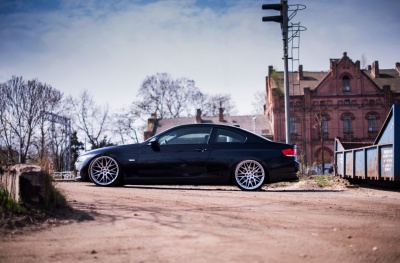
[
  {"xmin": 143, "ymin": 108, "xmax": 272, "ymax": 140},
  {"xmin": 265, "ymin": 52, "xmax": 400, "ymax": 168}
]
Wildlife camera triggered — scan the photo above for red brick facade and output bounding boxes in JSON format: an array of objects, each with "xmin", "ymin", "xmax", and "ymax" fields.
[{"xmin": 265, "ymin": 52, "xmax": 400, "ymax": 169}]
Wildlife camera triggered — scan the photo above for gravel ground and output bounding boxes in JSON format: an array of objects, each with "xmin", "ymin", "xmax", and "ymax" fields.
[{"xmin": 1, "ymin": 178, "xmax": 400, "ymax": 263}]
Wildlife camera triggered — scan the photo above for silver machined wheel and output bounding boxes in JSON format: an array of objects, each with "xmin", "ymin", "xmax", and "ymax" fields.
[
  {"xmin": 89, "ymin": 156, "xmax": 120, "ymax": 186},
  {"xmin": 234, "ymin": 160, "xmax": 265, "ymax": 191}
]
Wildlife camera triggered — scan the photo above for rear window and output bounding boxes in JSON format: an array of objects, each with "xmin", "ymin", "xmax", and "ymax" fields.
[{"xmin": 215, "ymin": 128, "xmax": 246, "ymax": 143}]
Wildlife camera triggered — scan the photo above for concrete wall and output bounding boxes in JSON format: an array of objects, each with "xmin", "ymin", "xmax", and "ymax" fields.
[{"xmin": 0, "ymin": 164, "xmax": 46, "ymax": 208}]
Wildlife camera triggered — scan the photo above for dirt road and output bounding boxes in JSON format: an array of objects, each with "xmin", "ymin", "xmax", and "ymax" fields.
[{"xmin": 1, "ymin": 181, "xmax": 400, "ymax": 263}]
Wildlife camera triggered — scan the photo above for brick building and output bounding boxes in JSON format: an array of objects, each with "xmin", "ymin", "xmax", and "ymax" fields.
[{"xmin": 265, "ymin": 52, "xmax": 400, "ymax": 170}]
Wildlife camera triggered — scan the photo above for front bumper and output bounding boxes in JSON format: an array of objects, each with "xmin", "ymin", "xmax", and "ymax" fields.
[{"xmin": 74, "ymin": 160, "xmax": 90, "ymax": 182}]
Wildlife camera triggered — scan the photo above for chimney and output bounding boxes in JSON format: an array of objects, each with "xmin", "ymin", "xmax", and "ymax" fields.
[
  {"xmin": 355, "ymin": 60, "xmax": 360, "ymax": 76},
  {"xmin": 372, "ymin": 61, "xmax": 379, "ymax": 78},
  {"xmin": 268, "ymin": 65, "xmax": 274, "ymax": 76},
  {"xmin": 298, "ymin": 65, "xmax": 303, "ymax": 80},
  {"xmin": 396, "ymin": 62, "xmax": 400, "ymax": 76},
  {"xmin": 268, "ymin": 65, "xmax": 274, "ymax": 87},
  {"xmin": 330, "ymin": 60, "xmax": 337, "ymax": 78},
  {"xmin": 144, "ymin": 131, "xmax": 152, "ymax": 140},
  {"xmin": 144, "ymin": 112, "xmax": 157, "ymax": 140},
  {"xmin": 343, "ymin": 52, "xmax": 347, "ymax": 58},
  {"xmin": 195, "ymin": 109, "xmax": 202, "ymax": 124},
  {"xmin": 219, "ymin": 108, "xmax": 224, "ymax": 122}
]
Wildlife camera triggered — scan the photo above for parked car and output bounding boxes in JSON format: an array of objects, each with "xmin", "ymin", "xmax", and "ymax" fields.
[{"xmin": 75, "ymin": 124, "xmax": 300, "ymax": 191}]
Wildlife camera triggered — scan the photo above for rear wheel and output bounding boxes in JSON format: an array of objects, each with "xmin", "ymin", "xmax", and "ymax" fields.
[
  {"xmin": 89, "ymin": 156, "xmax": 122, "ymax": 186},
  {"xmin": 234, "ymin": 160, "xmax": 266, "ymax": 191}
]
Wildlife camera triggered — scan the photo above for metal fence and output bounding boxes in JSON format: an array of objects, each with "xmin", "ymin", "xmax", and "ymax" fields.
[{"xmin": 51, "ymin": 171, "xmax": 75, "ymax": 181}]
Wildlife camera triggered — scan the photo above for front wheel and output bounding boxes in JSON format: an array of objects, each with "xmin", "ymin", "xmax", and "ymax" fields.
[
  {"xmin": 89, "ymin": 156, "xmax": 122, "ymax": 186},
  {"xmin": 234, "ymin": 160, "xmax": 266, "ymax": 191}
]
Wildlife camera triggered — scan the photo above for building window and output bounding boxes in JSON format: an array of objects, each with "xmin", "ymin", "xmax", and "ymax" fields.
[
  {"xmin": 343, "ymin": 76, "xmax": 351, "ymax": 91},
  {"xmin": 343, "ymin": 116, "xmax": 352, "ymax": 133},
  {"xmin": 322, "ymin": 116, "xmax": 328, "ymax": 133},
  {"xmin": 368, "ymin": 115, "xmax": 377, "ymax": 132},
  {"xmin": 290, "ymin": 116, "xmax": 297, "ymax": 134}
]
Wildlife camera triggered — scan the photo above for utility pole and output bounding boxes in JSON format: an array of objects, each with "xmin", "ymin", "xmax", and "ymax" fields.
[
  {"xmin": 315, "ymin": 109, "xmax": 325, "ymax": 174},
  {"xmin": 44, "ymin": 112, "xmax": 71, "ymax": 171},
  {"xmin": 262, "ymin": 0, "xmax": 290, "ymax": 144}
]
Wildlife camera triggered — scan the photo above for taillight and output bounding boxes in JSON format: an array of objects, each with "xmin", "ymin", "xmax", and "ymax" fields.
[{"xmin": 282, "ymin": 148, "xmax": 296, "ymax": 156}]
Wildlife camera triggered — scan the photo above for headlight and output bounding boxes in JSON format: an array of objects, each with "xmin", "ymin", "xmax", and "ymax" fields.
[{"xmin": 76, "ymin": 154, "xmax": 96, "ymax": 164}]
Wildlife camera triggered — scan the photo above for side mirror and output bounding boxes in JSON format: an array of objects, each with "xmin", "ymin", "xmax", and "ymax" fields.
[{"xmin": 148, "ymin": 137, "xmax": 160, "ymax": 151}]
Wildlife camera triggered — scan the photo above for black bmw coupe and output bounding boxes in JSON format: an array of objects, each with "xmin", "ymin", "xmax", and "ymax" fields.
[{"xmin": 75, "ymin": 124, "xmax": 300, "ymax": 191}]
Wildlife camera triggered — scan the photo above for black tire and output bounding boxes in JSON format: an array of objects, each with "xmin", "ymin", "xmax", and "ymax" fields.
[
  {"xmin": 234, "ymin": 160, "xmax": 266, "ymax": 191},
  {"xmin": 88, "ymin": 156, "xmax": 123, "ymax": 187}
]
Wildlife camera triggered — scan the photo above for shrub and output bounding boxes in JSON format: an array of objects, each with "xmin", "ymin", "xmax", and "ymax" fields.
[
  {"xmin": 43, "ymin": 172, "xmax": 68, "ymax": 211},
  {"xmin": 0, "ymin": 188, "xmax": 27, "ymax": 215},
  {"xmin": 313, "ymin": 175, "xmax": 333, "ymax": 187}
]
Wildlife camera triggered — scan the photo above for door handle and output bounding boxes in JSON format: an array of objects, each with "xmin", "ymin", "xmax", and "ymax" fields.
[{"xmin": 194, "ymin": 148, "xmax": 206, "ymax": 152}]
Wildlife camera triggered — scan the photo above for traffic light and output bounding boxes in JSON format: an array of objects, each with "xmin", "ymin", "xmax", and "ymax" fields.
[
  {"xmin": 262, "ymin": 4, "xmax": 283, "ymax": 23},
  {"xmin": 262, "ymin": 0, "xmax": 287, "ymax": 26}
]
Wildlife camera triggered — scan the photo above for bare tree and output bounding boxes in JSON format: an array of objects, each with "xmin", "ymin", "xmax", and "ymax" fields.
[
  {"xmin": 67, "ymin": 90, "xmax": 110, "ymax": 150},
  {"xmin": 165, "ymin": 78, "xmax": 199, "ymax": 118},
  {"xmin": 133, "ymin": 73, "xmax": 173, "ymax": 120},
  {"xmin": 361, "ymin": 54, "xmax": 368, "ymax": 69},
  {"xmin": 251, "ymin": 90, "xmax": 266, "ymax": 115},
  {"xmin": 112, "ymin": 110, "xmax": 139, "ymax": 144},
  {"xmin": 0, "ymin": 76, "xmax": 63, "ymax": 164},
  {"xmin": 132, "ymin": 73, "xmax": 205, "ymax": 120},
  {"xmin": 133, "ymin": 73, "xmax": 239, "ymax": 121},
  {"xmin": 191, "ymin": 89, "xmax": 209, "ymax": 113},
  {"xmin": 203, "ymin": 93, "xmax": 237, "ymax": 116}
]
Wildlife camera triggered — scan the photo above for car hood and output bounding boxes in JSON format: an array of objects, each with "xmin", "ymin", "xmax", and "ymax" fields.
[{"xmin": 79, "ymin": 143, "xmax": 141, "ymax": 157}]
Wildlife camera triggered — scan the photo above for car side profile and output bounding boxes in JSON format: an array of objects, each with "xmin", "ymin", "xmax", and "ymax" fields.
[{"xmin": 75, "ymin": 124, "xmax": 300, "ymax": 191}]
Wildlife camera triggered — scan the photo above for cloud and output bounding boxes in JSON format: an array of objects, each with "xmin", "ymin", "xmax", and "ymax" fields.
[
  {"xmin": 0, "ymin": 0, "xmax": 399, "ymax": 115},
  {"xmin": 0, "ymin": 0, "xmax": 277, "ymax": 115},
  {"xmin": 297, "ymin": 0, "xmax": 400, "ymax": 70}
]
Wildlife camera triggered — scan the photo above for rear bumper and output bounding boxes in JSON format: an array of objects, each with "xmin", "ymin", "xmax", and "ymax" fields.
[{"xmin": 268, "ymin": 160, "xmax": 300, "ymax": 183}]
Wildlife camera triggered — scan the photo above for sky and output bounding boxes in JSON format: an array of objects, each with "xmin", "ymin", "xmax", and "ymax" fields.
[{"xmin": 1, "ymin": 0, "xmax": 399, "ymax": 116}]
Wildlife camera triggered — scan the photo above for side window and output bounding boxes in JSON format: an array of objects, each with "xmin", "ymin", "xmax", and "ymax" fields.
[
  {"xmin": 216, "ymin": 129, "xmax": 246, "ymax": 143},
  {"xmin": 158, "ymin": 127, "xmax": 212, "ymax": 145}
]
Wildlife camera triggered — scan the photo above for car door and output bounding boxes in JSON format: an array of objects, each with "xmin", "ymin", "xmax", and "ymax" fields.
[
  {"xmin": 137, "ymin": 126, "xmax": 212, "ymax": 178},
  {"xmin": 206, "ymin": 127, "xmax": 248, "ymax": 176}
]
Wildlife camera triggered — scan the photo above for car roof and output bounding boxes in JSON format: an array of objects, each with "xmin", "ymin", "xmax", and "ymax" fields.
[{"xmin": 146, "ymin": 123, "xmax": 272, "ymax": 143}]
